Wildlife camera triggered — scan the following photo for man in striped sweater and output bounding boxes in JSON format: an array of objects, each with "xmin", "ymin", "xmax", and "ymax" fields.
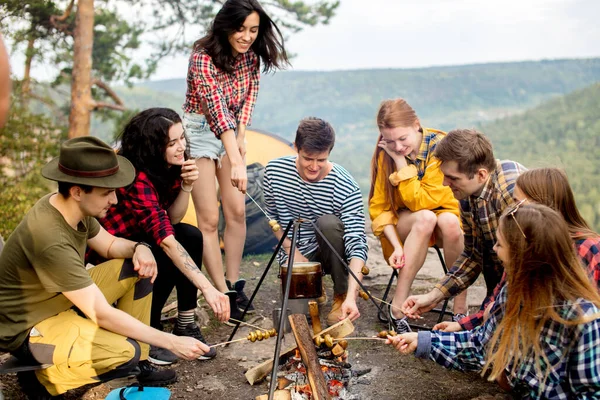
[{"xmin": 264, "ymin": 117, "xmax": 368, "ymax": 326}]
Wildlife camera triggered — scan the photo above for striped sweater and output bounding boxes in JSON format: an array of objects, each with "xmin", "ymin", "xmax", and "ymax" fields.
[{"xmin": 264, "ymin": 156, "xmax": 368, "ymax": 264}]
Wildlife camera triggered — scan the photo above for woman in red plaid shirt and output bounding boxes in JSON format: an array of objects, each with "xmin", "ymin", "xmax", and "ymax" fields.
[
  {"xmin": 94, "ymin": 108, "xmax": 231, "ymax": 365},
  {"xmin": 182, "ymin": 0, "xmax": 288, "ymax": 322}
]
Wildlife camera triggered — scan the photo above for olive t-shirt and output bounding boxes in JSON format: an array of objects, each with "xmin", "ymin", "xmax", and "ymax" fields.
[{"xmin": 0, "ymin": 194, "xmax": 99, "ymax": 351}]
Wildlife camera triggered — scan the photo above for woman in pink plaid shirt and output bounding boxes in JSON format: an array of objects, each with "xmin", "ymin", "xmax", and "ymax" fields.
[{"xmin": 182, "ymin": 0, "xmax": 288, "ymax": 323}]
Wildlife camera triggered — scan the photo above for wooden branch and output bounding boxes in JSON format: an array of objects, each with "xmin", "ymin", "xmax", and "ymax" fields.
[
  {"xmin": 49, "ymin": 0, "xmax": 75, "ymax": 34},
  {"xmin": 93, "ymin": 78, "xmax": 125, "ymax": 107},
  {"xmin": 50, "ymin": 0, "xmax": 75, "ymax": 24},
  {"xmin": 245, "ymin": 317, "xmax": 354, "ymax": 385},
  {"xmin": 94, "ymin": 102, "xmax": 126, "ymax": 111},
  {"xmin": 289, "ymin": 314, "xmax": 331, "ymax": 400}
]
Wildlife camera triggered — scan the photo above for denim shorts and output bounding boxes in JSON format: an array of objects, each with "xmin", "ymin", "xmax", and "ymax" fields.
[{"xmin": 183, "ymin": 113, "xmax": 226, "ymax": 160}]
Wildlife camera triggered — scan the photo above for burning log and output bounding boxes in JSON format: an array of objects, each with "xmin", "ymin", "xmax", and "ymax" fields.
[
  {"xmin": 245, "ymin": 318, "xmax": 354, "ymax": 385},
  {"xmin": 288, "ymin": 314, "xmax": 332, "ymax": 400}
]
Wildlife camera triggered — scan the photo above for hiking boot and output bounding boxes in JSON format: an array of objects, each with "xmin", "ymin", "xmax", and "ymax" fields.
[
  {"xmin": 17, "ymin": 371, "xmax": 57, "ymax": 400},
  {"xmin": 388, "ymin": 305, "xmax": 412, "ymax": 334},
  {"xmin": 172, "ymin": 323, "xmax": 217, "ymax": 360},
  {"xmin": 136, "ymin": 360, "xmax": 177, "ymax": 386},
  {"xmin": 452, "ymin": 313, "xmax": 467, "ymax": 323},
  {"xmin": 326, "ymin": 293, "xmax": 346, "ymax": 326},
  {"xmin": 228, "ymin": 279, "xmax": 255, "ymax": 314},
  {"xmin": 316, "ymin": 282, "xmax": 327, "ymax": 305},
  {"xmin": 224, "ymin": 290, "xmax": 247, "ymax": 327},
  {"xmin": 148, "ymin": 345, "xmax": 178, "ymax": 366}
]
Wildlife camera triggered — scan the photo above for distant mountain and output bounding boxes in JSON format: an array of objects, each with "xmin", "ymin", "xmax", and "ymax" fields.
[
  {"xmin": 484, "ymin": 83, "xmax": 600, "ymax": 230},
  {"xmin": 109, "ymin": 58, "xmax": 600, "ymax": 190},
  {"xmin": 103, "ymin": 58, "xmax": 600, "ymax": 207}
]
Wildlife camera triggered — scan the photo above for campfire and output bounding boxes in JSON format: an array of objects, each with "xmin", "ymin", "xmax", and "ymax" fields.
[
  {"xmin": 251, "ymin": 315, "xmax": 371, "ymax": 400},
  {"xmin": 275, "ymin": 346, "xmax": 369, "ymax": 399}
]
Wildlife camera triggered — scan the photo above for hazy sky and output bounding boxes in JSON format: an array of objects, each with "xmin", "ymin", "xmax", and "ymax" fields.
[
  {"xmin": 8, "ymin": 0, "xmax": 600, "ymax": 80},
  {"xmin": 147, "ymin": 0, "xmax": 600, "ymax": 79}
]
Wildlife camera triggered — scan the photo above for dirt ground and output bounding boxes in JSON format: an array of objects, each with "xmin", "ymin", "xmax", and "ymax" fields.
[{"xmin": 0, "ymin": 236, "xmax": 513, "ymax": 400}]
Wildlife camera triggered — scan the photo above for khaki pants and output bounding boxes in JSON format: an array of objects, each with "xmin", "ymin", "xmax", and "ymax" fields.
[{"xmin": 28, "ymin": 259, "xmax": 153, "ymax": 395}]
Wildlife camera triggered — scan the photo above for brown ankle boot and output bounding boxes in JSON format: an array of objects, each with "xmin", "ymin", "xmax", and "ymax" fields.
[{"xmin": 326, "ymin": 293, "xmax": 346, "ymax": 326}]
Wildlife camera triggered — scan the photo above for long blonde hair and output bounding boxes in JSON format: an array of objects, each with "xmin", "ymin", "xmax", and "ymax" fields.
[
  {"xmin": 368, "ymin": 98, "xmax": 419, "ymax": 214},
  {"xmin": 484, "ymin": 203, "xmax": 600, "ymax": 388}
]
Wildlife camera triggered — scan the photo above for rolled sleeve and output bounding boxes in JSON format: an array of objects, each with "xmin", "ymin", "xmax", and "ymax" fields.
[{"xmin": 128, "ymin": 181, "xmax": 175, "ymax": 246}]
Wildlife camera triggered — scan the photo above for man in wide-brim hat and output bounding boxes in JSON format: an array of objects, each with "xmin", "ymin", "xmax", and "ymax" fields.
[{"xmin": 0, "ymin": 137, "xmax": 209, "ymax": 398}]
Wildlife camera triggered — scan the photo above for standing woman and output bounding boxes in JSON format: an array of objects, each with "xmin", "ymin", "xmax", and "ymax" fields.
[
  {"xmin": 93, "ymin": 108, "xmax": 230, "ymax": 365},
  {"xmin": 369, "ymin": 98, "xmax": 468, "ymax": 333},
  {"xmin": 183, "ymin": 0, "xmax": 289, "ymax": 321}
]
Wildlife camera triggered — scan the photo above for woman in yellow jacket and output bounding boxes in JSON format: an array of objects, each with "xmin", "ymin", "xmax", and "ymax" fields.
[{"xmin": 369, "ymin": 98, "xmax": 467, "ymax": 333}]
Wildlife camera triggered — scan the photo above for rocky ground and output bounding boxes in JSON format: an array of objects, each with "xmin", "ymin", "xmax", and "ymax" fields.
[{"xmin": 0, "ymin": 236, "xmax": 512, "ymax": 400}]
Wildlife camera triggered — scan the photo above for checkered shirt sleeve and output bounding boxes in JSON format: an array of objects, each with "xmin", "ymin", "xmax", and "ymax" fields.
[
  {"xmin": 183, "ymin": 49, "xmax": 259, "ymax": 137},
  {"xmin": 576, "ymin": 237, "xmax": 600, "ymax": 290},
  {"xmin": 425, "ymin": 287, "xmax": 600, "ymax": 399},
  {"xmin": 100, "ymin": 172, "xmax": 175, "ymax": 246}
]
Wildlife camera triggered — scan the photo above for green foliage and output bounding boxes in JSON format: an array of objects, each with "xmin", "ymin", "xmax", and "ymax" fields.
[
  {"xmin": 130, "ymin": 58, "xmax": 600, "ymax": 203},
  {"xmin": 0, "ymin": 97, "xmax": 64, "ymax": 238},
  {"xmin": 483, "ymin": 83, "xmax": 600, "ymax": 231}
]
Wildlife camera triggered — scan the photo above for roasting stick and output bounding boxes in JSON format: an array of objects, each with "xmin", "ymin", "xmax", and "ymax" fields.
[
  {"xmin": 334, "ymin": 337, "xmax": 387, "ymax": 342},
  {"xmin": 246, "ymin": 192, "xmax": 281, "ymax": 232},
  {"xmin": 228, "ymin": 318, "xmax": 271, "ymax": 333},
  {"xmin": 358, "ymin": 290, "xmax": 424, "ymax": 320},
  {"xmin": 210, "ymin": 337, "xmax": 248, "ymax": 348},
  {"xmin": 209, "ymin": 329, "xmax": 278, "ymax": 348}
]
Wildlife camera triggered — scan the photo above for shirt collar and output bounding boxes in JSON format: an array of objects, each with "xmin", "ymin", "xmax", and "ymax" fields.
[{"xmin": 474, "ymin": 162, "xmax": 499, "ymax": 201}]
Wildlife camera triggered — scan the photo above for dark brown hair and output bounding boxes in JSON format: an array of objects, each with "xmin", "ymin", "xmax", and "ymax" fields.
[
  {"xmin": 434, "ymin": 128, "xmax": 496, "ymax": 178},
  {"xmin": 294, "ymin": 117, "xmax": 335, "ymax": 154},
  {"xmin": 193, "ymin": 0, "xmax": 289, "ymax": 74}
]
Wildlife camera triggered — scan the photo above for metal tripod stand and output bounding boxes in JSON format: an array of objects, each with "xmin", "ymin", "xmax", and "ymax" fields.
[{"xmin": 226, "ymin": 218, "xmax": 384, "ymax": 400}]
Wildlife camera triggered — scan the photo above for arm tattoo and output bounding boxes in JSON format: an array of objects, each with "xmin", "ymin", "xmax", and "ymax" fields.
[{"xmin": 177, "ymin": 242, "xmax": 201, "ymax": 273}]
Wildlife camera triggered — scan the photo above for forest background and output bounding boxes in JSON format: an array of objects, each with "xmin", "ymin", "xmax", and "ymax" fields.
[{"xmin": 1, "ymin": 0, "xmax": 599, "ymax": 239}]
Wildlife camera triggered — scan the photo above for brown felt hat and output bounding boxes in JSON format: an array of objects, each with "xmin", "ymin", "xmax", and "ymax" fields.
[{"xmin": 42, "ymin": 136, "xmax": 135, "ymax": 188}]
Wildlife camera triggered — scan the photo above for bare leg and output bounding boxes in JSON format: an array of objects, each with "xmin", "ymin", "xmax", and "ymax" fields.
[
  {"xmin": 435, "ymin": 212, "xmax": 467, "ymax": 315},
  {"xmin": 215, "ymin": 154, "xmax": 246, "ymax": 283},
  {"xmin": 191, "ymin": 158, "xmax": 228, "ymax": 293},
  {"xmin": 390, "ymin": 210, "xmax": 437, "ymax": 317}
]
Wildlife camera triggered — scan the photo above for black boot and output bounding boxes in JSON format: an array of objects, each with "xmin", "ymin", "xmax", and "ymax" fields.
[
  {"xmin": 225, "ymin": 289, "xmax": 246, "ymax": 326},
  {"xmin": 227, "ymin": 279, "xmax": 255, "ymax": 314}
]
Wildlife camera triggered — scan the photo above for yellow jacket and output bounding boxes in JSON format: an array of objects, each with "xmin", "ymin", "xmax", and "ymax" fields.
[{"xmin": 368, "ymin": 128, "xmax": 460, "ymax": 262}]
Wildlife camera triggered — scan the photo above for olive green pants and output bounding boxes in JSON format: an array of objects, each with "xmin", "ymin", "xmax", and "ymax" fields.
[{"xmin": 29, "ymin": 259, "xmax": 153, "ymax": 395}]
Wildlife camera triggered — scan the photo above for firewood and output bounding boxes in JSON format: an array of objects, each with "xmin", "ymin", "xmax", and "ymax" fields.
[
  {"xmin": 308, "ymin": 300, "xmax": 322, "ymax": 335},
  {"xmin": 245, "ymin": 317, "xmax": 354, "ymax": 385},
  {"xmin": 288, "ymin": 314, "xmax": 331, "ymax": 400}
]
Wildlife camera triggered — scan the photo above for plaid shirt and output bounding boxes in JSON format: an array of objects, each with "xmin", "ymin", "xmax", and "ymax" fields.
[
  {"xmin": 435, "ymin": 160, "xmax": 526, "ymax": 298},
  {"xmin": 460, "ymin": 237, "xmax": 600, "ymax": 330},
  {"xmin": 417, "ymin": 286, "xmax": 600, "ymax": 399},
  {"xmin": 182, "ymin": 48, "xmax": 260, "ymax": 137},
  {"xmin": 99, "ymin": 171, "xmax": 180, "ymax": 247}
]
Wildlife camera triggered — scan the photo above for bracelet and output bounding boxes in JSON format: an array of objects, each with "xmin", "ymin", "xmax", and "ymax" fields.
[
  {"xmin": 181, "ymin": 183, "xmax": 193, "ymax": 193},
  {"xmin": 134, "ymin": 242, "xmax": 152, "ymax": 252}
]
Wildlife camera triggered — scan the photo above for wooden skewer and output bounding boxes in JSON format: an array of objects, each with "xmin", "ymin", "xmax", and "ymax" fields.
[
  {"xmin": 228, "ymin": 318, "xmax": 270, "ymax": 333},
  {"xmin": 359, "ymin": 291, "xmax": 424, "ymax": 320},
  {"xmin": 209, "ymin": 337, "xmax": 248, "ymax": 348},
  {"xmin": 333, "ymin": 337, "xmax": 387, "ymax": 341}
]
